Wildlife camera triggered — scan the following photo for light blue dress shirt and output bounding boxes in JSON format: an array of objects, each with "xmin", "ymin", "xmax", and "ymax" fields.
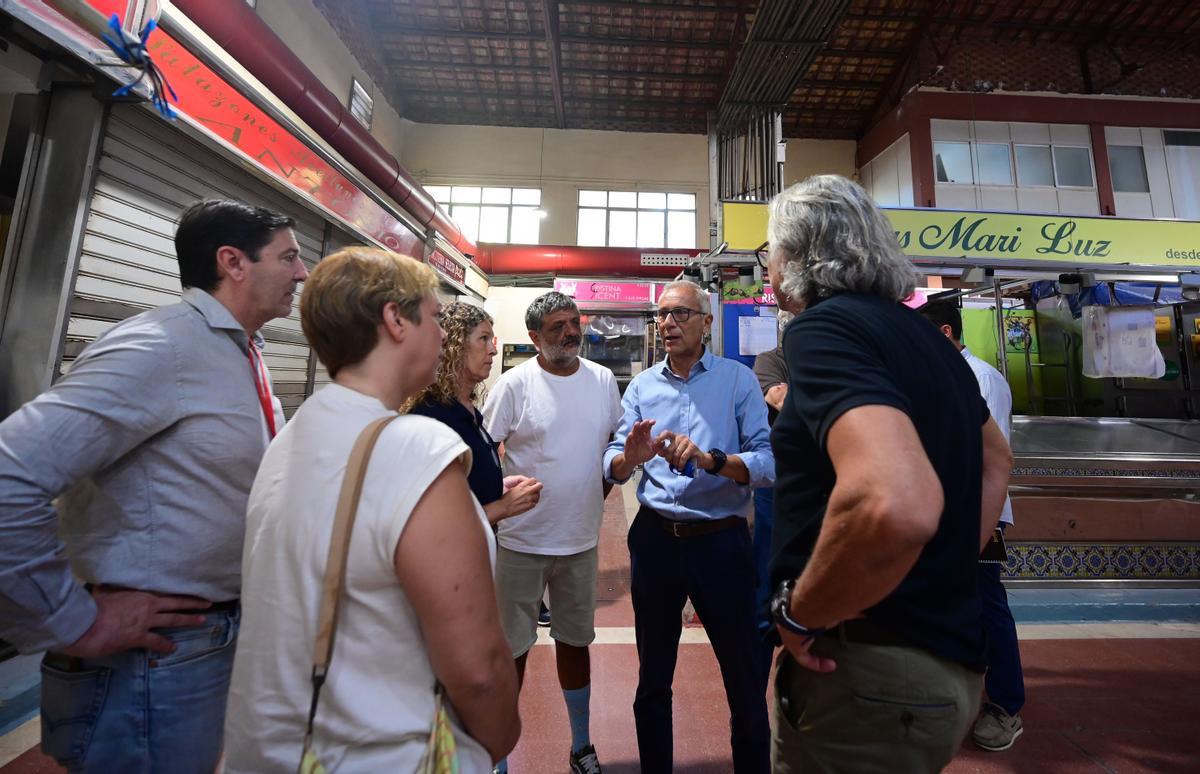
[
  {"xmin": 0, "ymin": 288, "xmax": 276, "ymax": 653},
  {"xmin": 604, "ymin": 348, "xmax": 774, "ymax": 521}
]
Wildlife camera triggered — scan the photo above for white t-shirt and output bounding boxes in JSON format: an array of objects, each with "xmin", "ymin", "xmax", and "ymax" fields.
[
  {"xmin": 223, "ymin": 384, "xmax": 495, "ymax": 774},
  {"xmin": 483, "ymin": 356, "xmax": 622, "ymax": 555},
  {"xmin": 962, "ymin": 347, "xmax": 1014, "ymax": 526}
]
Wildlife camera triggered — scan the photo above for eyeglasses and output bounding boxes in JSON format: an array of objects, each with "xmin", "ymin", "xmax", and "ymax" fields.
[{"xmin": 654, "ymin": 307, "xmax": 702, "ymax": 323}]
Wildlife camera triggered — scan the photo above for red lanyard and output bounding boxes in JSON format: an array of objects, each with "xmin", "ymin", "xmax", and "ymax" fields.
[{"xmin": 248, "ymin": 340, "xmax": 277, "ymax": 439}]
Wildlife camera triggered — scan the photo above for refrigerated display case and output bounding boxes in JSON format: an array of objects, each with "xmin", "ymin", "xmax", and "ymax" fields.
[{"xmin": 580, "ymin": 312, "xmax": 663, "ymax": 393}]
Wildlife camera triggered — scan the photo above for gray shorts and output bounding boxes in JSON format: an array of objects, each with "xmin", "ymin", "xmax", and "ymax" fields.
[{"xmin": 495, "ymin": 545, "xmax": 599, "ymax": 658}]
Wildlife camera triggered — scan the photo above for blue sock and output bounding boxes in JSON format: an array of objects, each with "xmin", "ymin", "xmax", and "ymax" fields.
[
  {"xmin": 494, "ymin": 757, "xmax": 508, "ymax": 773},
  {"xmin": 563, "ymin": 684, "xmax": 591, "ymax": 753}
]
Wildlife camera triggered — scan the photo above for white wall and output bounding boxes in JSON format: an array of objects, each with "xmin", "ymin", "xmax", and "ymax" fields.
[
  {"xmin": 860, "ymin": 135, "xmax": 914, "ymax": 207},
  {"xmin": 403, "ymin": 126, "xmax": 860, "ymax": 248},
  {"xmin": 1166, "ymin": 144, "xmax": 1200, "ymax": 220},
  {"xmin": 784, "ymin": 139, "xmax": 857, "ymax": 186},
  {"xmin": 255, "ymin": 0, "xmax": 406, "ymax": 156},
  {"xmin": 930, "ymin": 119, "xmax": 1099, "ymax": 215},
  {"xmin": 481, "ymin": 286, "xmax": 551, "ymax": 392},
  {"xmin": 402, "ymin": 123, "xmax": 709, "ymax": 247}
]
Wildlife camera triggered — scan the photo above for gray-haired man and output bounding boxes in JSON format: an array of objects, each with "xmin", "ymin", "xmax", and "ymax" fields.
[{"xmin": 483, "ymin": 291, "xmax": 622, "ymax": 774}]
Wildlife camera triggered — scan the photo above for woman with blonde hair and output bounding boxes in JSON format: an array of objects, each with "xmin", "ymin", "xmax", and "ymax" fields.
[
  {"xmin": 406, "ymin": 302, "xmax": 542, "ymax": 523},
  {"xmin": 223, "ymin": 248, "xmax": 519, "ymax": 772}
]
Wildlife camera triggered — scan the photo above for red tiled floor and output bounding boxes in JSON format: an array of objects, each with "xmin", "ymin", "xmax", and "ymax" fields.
[
  {"xmin": 593, "ymin": 489, "xmax": 636, "ymax": 630},
  {"xmin": 507, "ymin": 491, "xmax": 1200, "ymax": 773},
  {"xmin": 0, "ymin": 751, "xmax": 59, "ymax": 774},
  {"xmin": 4, "ymin": 490, "xmax": 1198, "ymax": 773}
]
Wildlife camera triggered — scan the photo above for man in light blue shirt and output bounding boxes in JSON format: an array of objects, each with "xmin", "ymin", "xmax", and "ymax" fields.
[
  {"xmin": 605, "ymin": 280, "xmax": 774, "ymax": 773},
  {"xmin": 919, "ymin": 300, "xmax": 1026, "ymax": 753}
]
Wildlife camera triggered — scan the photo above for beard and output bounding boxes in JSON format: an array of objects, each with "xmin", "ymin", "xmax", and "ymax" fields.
[{"xmin": 540, "ymin": 339, "xmax": 580, "ymax": 366}]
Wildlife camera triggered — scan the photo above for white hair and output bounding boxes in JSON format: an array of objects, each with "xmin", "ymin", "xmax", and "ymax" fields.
[
  {"xmin": 768, "ymin": 174, "xmax": 916, "ymax": 307},
  {"xmin": 661, "ymin": 280, "xmax": 710, "ymax": 314}
]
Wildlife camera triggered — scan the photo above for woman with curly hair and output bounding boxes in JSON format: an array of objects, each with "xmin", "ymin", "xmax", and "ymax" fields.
[{"xmin": 407, "ymin": 302, "xmax": 543, "ymax": 523}]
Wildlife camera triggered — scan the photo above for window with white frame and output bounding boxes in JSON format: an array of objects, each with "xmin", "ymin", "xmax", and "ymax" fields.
[
  {"xmin": 976, "ymin": 143, "xmax": 1013, "ymax": 186},
  {"xmin": 1015, "ymin": 145, "xmax": 1056, "ymax": 187},
  {"xmin": 933, "ymin": 142, "xmax": 973, "ymax": 184},
  {"xmin": 426, "ymin": 186, "xmax": 542, "ymax": 244},
  {"xmin": 349, "ymin": 79, "xmax": 373, "ymax": 129},
  {"xmin": 936, "ymin": 139, "xmax": 1096, "ymax": 190},
  {"xmin": 936, "ymin": 141, "xmax": 1015, "ymax": 186},
  {"xmin": 1052, "ymin": 146, "xmax": 1094, "ymax": 188},
  {"xmin": 577, "ymin": 190, "xmax": 696, "ymax": 249},
  {"xmin": 1108, "ymin": 146, "xmax": 1150, "ymax": 193}
]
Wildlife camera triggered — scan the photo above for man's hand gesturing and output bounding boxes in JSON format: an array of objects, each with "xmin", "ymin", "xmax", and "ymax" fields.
[{"xmin": 623, "ymin": 419, "xmax": 660, "ymax": 466}]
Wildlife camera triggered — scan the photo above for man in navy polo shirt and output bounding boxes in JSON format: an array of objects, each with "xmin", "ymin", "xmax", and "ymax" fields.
[{"xmin": 764, "ymin": 175, "xmax": 1014, "ymax": 773}]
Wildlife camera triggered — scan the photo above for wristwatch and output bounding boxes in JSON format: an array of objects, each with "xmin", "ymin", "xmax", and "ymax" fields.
[
  {"xmin": 706, "ymin": 447, "xmax": 727, "ymax": 475},
  {"xmin": 770, "ymin": 579, "xmax": 825, "ymax": 640}
]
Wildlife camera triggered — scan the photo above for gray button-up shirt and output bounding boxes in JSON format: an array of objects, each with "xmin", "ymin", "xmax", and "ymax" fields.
[{"xmin": 0, "ymin": 288, "xmax": 278, "ymax": 653}]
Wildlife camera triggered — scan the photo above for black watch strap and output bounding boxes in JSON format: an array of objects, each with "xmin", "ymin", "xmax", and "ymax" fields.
[
  {"xmin": 771, "ymin": 580, "xmax": 825, "ymax": 640},
  {"xmin": 707, "ymin": 447, "xmax": 727, "ymax": 475}
]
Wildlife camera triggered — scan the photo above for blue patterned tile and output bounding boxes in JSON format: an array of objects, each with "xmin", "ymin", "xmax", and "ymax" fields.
[{"xmin": 1002, "ymin": 543, "xmax": 1200, "ymax": 580}]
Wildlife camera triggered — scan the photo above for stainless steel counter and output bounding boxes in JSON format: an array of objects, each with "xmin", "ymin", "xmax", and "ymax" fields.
[{"xmin": 1010, "ymin": 416, "xmax": 1200, "ymax": 495}]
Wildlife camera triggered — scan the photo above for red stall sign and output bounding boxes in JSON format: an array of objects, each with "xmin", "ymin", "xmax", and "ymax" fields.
[{"xmin": 31, "ymin": 0, "xmax": 454, "ymax": 279}]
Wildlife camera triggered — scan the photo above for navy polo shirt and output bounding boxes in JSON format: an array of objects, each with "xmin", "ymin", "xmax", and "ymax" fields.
[
  {"xmin": 409, "ymin": 397, "xmax": 504, "ymax": 506},
  {"xmin": 769, "ymin": 293, "xmax": 990, "ymax": 672}
]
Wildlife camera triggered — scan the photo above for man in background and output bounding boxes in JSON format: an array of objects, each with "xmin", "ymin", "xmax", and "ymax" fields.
[
  {"xmin": 751, "ymin": 310, "xmax": 793, "ymax": 684},
  {"xmin": 920, "ymin": 300, "xmax": 1027, "ymax": 752}
]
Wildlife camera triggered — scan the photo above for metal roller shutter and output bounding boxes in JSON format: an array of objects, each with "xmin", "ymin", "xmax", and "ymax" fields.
[
  {"xmin": 64, "ymin": 106, "xmax": 326, "ymax": 416},
  {"xmin": 307, "ymin": 227, "xmax": 361, "ymax": 393},
  {"xmin": 301, "ymin": 230, "xmax": 458, "ymax": 395}
]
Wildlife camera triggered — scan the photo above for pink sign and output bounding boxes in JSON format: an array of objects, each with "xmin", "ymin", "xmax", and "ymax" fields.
[{"xmin": 554, "ymin": 279, "xmax": 652, "ymax": 304}]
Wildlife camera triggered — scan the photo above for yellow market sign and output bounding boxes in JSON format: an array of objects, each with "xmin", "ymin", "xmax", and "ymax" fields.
[{"xmin": 721, "ymin": 202, "xmax": 1200, "ymax": 270}]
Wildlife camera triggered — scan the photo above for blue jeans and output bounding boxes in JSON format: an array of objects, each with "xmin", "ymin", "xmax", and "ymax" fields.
[
  {"xmin": 979, "ymin": 552, "xmax": 1025, "ymax": 716},
  {"xmin": 39, "ymin": 606, "xmax": 239, "ymax": 773},
  {"xmin": 629, "ymin": 507, "xmax": 769, "ymax": 774}
]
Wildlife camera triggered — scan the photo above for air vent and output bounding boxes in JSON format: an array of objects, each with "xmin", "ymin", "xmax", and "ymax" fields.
[{"xmin": 640, "ymin": 253, "xmax": 688, "ymax": 266}]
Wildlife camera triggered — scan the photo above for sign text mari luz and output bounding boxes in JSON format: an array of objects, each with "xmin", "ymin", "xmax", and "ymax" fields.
[
  {"xmin": 720, "ymin": 202, "xmax": 1200, "ymax": 269},
  {"xmin": 888, "ymin": 210, "xmax": 1200, "ymax": 268}
]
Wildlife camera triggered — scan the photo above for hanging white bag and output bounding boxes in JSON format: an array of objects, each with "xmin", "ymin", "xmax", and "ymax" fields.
[{"xmin": 1081, "ymin": 305, "xmax": 1166, "ymax": 379}]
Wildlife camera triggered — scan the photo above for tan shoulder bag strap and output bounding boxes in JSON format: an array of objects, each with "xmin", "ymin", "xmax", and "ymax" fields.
[{"xmin": 301, "ymin": 414, "xmax": 400, "ymax": 759}]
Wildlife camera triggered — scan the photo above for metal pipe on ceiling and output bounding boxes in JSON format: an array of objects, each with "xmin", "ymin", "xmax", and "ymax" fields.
[
  {"xmin": 170, "ymin": 0, "xmax": 478, "ymax": 257},
  {"xmin": 474, "ymin": 244, "xmax": 704, "ymax": 278}
]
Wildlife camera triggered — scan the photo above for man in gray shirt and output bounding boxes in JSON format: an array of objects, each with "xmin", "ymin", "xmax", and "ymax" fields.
[{"xmin": 0, "ymin": 199, "xmax": 307, "ymax": 773}]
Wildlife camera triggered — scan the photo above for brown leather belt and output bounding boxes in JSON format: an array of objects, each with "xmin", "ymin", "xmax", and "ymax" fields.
[{"xmin": 642, "ymin": 506, "xmax": 744, "ymax": 538}]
